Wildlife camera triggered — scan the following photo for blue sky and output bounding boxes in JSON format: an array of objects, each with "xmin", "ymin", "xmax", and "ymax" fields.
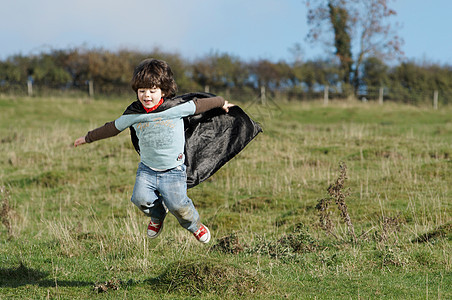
[{"xmin": 1, "ymin": 0, "xmax": 451, "ymax": 65}]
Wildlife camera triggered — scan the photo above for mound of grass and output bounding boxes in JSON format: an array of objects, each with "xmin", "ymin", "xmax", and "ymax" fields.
[
  {"xmin": 212, "ymin": 232, "xmax": 245, "ymax": 254},
  {"xmin": 149, "ymin": 258, "xmax": 264, "ymax": 296},
  {"xmin": 248, "ymin": 223, "xmax": 319, "ymax": 260}
]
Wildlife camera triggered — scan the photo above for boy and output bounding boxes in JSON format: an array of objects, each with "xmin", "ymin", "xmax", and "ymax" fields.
[{"xmin": 74, "ymin": 58, "xmax": 234, "ymax": 243}]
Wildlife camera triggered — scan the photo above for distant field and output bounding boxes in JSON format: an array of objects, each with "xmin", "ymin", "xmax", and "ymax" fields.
[{"xmin": 0, "ymin": 96, "xmax": 451, "ymax": 299}]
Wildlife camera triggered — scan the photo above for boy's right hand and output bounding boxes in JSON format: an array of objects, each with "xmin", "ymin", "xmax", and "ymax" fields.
[
  {"xmin": 74, "ymin": 136, "xmax": 87, "ymax": 147},
  {"xmin": 222, "ymin": 100, "xmax": 235, "ymax": 113}
]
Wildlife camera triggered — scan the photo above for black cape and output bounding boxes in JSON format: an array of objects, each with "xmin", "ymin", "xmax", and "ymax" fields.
[{"xmin": 123, "ymin": 92, "xmax": 262, "ymax": 188}]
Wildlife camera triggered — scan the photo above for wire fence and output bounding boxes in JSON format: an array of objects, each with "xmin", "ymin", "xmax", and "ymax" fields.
[{"xmin": 0, "ymin": 80, "xmax": 449, "ymax": 108}]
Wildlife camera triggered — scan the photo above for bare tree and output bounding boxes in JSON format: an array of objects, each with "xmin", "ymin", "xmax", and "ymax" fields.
[{"xmin": 305, "ymin": 0, "xmax": 404, "ymax": 93}]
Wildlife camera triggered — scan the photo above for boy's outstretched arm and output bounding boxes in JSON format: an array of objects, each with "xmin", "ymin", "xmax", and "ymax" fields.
[
  {"xmin": 73, "ymin": 121, "xmax": 121, "ymax": 148},
  {"xmin": 193, "ymin": 96, "xmax": 235, "ymax": 114}
]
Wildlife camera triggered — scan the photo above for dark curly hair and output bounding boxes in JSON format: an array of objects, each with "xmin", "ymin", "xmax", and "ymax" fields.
[{"xmin": 131, "ymin": 58, "xmax": 177, "ymax": 98}]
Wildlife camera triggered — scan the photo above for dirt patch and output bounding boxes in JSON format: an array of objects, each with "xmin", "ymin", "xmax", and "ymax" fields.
[{"xmin": 93, "ymin": 278, "xmax": 122, "ymax": 293}]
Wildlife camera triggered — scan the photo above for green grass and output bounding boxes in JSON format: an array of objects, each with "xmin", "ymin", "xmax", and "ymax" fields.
[{"xmin": 0, "ymin": 96, "xmax": 451, "ymax": 299}]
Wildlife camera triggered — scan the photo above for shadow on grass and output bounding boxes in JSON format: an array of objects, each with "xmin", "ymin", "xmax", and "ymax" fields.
[{"xmin": 0, "ymin": 263, "xmax": 91, "ymax": 288}]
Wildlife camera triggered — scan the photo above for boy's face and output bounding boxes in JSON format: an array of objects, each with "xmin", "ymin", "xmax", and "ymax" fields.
[{"xmin": 137, "ymin": 87, "xmax": 164, "ymax": 109}]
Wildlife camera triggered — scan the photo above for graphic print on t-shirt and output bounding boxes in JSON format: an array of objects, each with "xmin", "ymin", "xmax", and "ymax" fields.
[{"xmin": 137, "ymin": 117, "xmax": 176, "ymax": 148}]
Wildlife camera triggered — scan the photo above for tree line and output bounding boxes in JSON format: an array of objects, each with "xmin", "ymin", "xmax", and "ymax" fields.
[
  {"xmin": 2, "ymin": 1, "xmax": 451, "ymax": 104},
  {"xmin": 1, "ymin": 47, "xmax": 451, "ymax": 104}
]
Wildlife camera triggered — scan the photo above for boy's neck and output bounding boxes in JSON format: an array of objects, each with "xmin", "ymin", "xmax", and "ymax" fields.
[{"xmin": 142, "ymin": 98, "xmax": 164, "ymax": 113}]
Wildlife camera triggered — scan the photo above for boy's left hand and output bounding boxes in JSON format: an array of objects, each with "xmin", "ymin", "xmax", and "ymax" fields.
[
  {"xmin": 74, "ymin": 136, "xmax": 87, "ymax": 147},
  {"xmin": 222, "ymin": 101, "xmax": 235, "ymax": 113}
]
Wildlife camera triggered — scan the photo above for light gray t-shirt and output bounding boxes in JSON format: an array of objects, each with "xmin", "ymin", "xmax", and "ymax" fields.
[{"xmin": 115, "ymin": 101, "xmax": 196, "ymax": 170}]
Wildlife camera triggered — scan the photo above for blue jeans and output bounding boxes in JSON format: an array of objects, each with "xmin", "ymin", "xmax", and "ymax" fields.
[{"xmin": 131, "ymin": 163, "xmax": 200, "ymax": 233}]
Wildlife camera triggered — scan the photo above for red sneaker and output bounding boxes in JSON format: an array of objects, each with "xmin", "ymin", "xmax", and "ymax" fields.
[
  {"xmin": 193, "ymin": 224, "xmax": 211, "ymax": 243},
  {"xmin": 147, "ymin": 218, "xmax": 164, "ymax": 239}
]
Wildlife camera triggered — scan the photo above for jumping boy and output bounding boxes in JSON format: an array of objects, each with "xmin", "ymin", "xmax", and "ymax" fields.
[{"xmin": 74, "ymin": 58, "xmax": 234, "ymax": 243}]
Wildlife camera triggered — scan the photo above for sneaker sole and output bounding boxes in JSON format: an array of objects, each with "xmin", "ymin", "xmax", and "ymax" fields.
[{"xmin": 199, "ymin": 225, "xmax": 211, "ymax": 244}]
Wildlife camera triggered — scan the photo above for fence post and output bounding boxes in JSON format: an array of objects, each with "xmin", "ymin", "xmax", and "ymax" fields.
[
  {"xmin": 433, "ymin": 90, "xmax": 438, "ymax": 110},
  {"xmin": 204, "ymin": 85, "xmax": 210, "ymax": 93},
  {"xmin": 88, "ymin": 80, "xmax": 94, "ymax": 97},
  {"xmin": 379, "ymin": 87, "xmax": 384, "ymax": 105},
  {"xmin": 27, "ymin": 79, "xmax": 33, "ymax": 96},
  {"xmin": 323, "ymin": 85, "xmax": 329, "ymax": 105},
  {"xmin": 260, "ymin": 86, "xmax": 266, "ymax": 105}
]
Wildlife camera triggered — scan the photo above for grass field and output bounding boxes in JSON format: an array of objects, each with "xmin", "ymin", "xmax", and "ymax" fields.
[{"xmin": 0, "ymin": 96, "xmax": 451, "ymax": 299}]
